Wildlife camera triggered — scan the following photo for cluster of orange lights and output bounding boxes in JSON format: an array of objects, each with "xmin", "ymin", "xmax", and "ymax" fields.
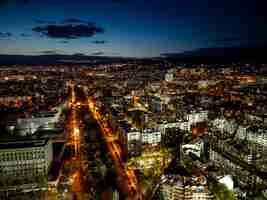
[{"xmin": 88, "ymin": 98, "xmax": 141, "ymax": 198}]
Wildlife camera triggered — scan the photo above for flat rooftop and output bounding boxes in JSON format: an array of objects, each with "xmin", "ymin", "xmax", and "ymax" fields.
[
  {"xmin": 33, "ymin": 111, "xmax": 58, "ymax": 118},
  {"xmin": 0, "ymin": 138, "xmax": 49, "ymax": 150}
]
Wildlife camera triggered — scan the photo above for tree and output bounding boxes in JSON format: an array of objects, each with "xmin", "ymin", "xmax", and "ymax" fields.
[{"xmin": 208, "ymin": 177, "xmax": 238, "ymax": 200}]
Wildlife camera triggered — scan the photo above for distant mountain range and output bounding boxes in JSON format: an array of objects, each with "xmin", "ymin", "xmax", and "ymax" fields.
[
  {"xmin": 1, "ymin": 44, "xmax": 267, "ymax": 65},
  {"xmin": 161, "ymin": 44, "xmax": 267, "ymax": 64},
  {"xmin": 0, "ymin": 54, "xmax": 133, "ymax": 65}
]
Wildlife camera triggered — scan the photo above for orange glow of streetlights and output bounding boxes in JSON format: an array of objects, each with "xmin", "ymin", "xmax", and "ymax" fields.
[
  {"xmin": 88, "ymin": 101, "xmax": 94, "ymax": 109},
  {"xmin": 74, "ymin": 127, "xmax": 80, "ymax": 136}
]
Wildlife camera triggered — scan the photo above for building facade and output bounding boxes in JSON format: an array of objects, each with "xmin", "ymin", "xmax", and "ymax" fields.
[
  {"xmin": 15, "ymin": 108, "xmax": 63, "ymax": 136},
  {"xmin": 0, "ymin": 138, "xmax": 53, "ymax": 181},
  {"xmin": 160, "ymin": 175, "xmax": 213, "ymax": 200},
  {"xmin": 142, "ymin": 128, "xmax": 161, "ymax": 146}
]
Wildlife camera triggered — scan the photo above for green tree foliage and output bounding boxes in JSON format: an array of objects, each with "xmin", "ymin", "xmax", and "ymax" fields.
[{"xmin": 208, "ymin": 178, "xmax": 237, "ymax": 200}]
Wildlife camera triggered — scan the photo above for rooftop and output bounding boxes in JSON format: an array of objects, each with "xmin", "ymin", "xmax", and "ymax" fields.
[{"xmin": 0, "ymin": 138, "xmax": 50, "ymax": 150}]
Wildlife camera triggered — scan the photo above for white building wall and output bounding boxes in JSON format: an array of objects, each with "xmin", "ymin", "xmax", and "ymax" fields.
[
  {"xmin": 0, "ymin": 139, "xmax": 53, "ymax": 179},
  {"xmin": 187, "ymin": 111, "xmax": 208, "ymax": 126},
  {"xmin": 127, "ymin": 131, "xmax": 141, "ymax": 142},
  {"xmin": 142, "ymin": 129, "xmax": 161, "ymax": 145}
]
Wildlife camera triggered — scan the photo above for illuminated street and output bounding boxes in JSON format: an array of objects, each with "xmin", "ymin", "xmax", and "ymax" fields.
[
  {"xmin": 1, "ymin": 1, "xmax": 267, "ymax": 200},
  {"xmin": 87, "ymin": 97, "xmax": 143, "ymax": 200},
  {"xmin": 57, "ymin": 82, "xmax": 89, "ymax": 200}
]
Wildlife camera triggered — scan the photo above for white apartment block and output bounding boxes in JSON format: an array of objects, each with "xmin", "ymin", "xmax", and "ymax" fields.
[{"xmin": 0, "ymin": 138, "xmax": 53, "ymax": 180}]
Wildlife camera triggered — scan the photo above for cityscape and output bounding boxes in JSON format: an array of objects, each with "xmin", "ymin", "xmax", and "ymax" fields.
[{"xmin": 0, "ymin": 0, "xmax": 267, "ymax": 200}]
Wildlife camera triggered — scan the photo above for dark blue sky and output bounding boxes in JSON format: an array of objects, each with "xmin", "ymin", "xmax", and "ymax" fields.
[{"xmin": 0, "ymin": 0, "xmax": 266, "ymax": 57}]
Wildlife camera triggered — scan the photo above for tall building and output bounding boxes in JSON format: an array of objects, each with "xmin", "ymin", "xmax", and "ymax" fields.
[{"xmin": 0, "ymin": 138, "xmax": 53, "ymax": 183}]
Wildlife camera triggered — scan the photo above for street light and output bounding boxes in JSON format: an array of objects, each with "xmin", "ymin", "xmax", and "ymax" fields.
[{"xmin": 74, "ymin": 128, "xmax": 80, "ymax": 136}]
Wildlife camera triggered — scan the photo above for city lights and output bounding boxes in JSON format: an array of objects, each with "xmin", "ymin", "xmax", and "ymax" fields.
[{"xmin": 0, "ymin": 1, "xmax": 266, "ymax": 199}]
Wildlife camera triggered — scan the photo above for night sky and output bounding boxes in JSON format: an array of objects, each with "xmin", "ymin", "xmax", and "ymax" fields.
[{"xmin": 0, "ymin": 0, "xmax": 266, "ymax": 57}]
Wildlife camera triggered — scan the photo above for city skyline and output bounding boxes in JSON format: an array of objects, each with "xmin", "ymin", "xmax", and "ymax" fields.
[{"xmin": 1, "ymin": 1, "xmax": 267, "ymax": 199}]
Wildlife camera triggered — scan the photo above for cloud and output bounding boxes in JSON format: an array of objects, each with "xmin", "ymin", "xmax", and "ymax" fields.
[
  {"xmin": 215, "ymin": 37, "xmax": 241, "ymax": 42},
  {"xmin": 35, "ymin": 18, "xmax": 94, "ymax": 25},
  {"xmin": 0, "ymin": 32, "xmax": 12, "ymax": 38},
  {"xmin": 90, "ymin": 51, "xmax": 105, "ymax": 56},
  {"xmin": 32, "ymin": 23, "xmax": 104, "ymax": 39},
  {"xmin": 40, "ymin": 50, "xmax": 59, "ymax": 54},
  {"xmin": 20, "ymin": 33, "xmax": 31, "ymax": 37},
  {"xmin": 72, "ymin": 53, "xmax": 86, "ymax": 56},
  {"xmin": 160, "ymin": 53, "xmax": 180, "ymax": 57},
  {"xmin": 36, "ymin": 49, "xmax": 65, "ymax": 54},
  {"xmin": 92, "ymin": 40, "xmax": 107, "ymax": 44},
  {"xmin": 34, "ymin": 19, "xmax": 57, "ymax": 24},
  {"xmin": 59, "ymin": 40, "xmax": 69, "ymax": 44},
  {"xmin": 62, "ymin": 18, "xmax": 89, "ymax": 24}
]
